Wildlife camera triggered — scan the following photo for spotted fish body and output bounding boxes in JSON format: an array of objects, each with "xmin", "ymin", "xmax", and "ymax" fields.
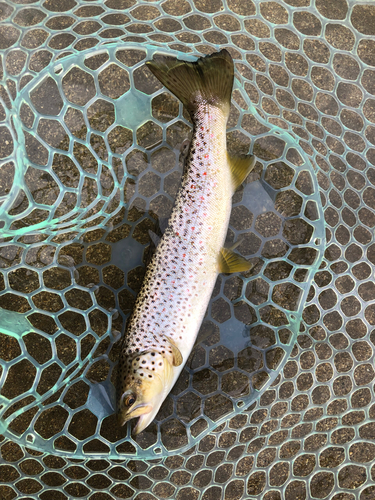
[{"xmin": 117, "ymin": 50, "xmax": 255, "ymax": 434}]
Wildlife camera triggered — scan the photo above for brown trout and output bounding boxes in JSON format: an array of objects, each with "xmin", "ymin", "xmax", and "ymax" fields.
[{"xmin": 117, "ymin": 49, "xmax": 255, "ymax": 434}]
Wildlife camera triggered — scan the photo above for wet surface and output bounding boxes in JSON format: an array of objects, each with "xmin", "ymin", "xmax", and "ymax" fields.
[{"xmin": 0, "ymin": 0, "xmax": 375, "ymax": 498}]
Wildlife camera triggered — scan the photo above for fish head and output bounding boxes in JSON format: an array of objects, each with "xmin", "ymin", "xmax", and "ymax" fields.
[{"xmin": 117, "ymin": 350, "xmax": 174, "ymax": 435}]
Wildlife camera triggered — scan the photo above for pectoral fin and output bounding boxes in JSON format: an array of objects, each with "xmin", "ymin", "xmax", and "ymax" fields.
[
  {"xmin": 219, "ymin": 247, "xmax": 252, "ymax": 273},
  {"xmin": 165, "ymin": 336, "xmax": 183, "ymax": 366},
  {"xmin": 228, "ymin": 154, "xmax": 256, "ymax": 190}
]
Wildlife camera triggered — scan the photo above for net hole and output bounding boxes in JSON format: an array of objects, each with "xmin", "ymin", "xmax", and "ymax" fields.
[{"xmin": 26, "ymin": 434, "xmax": 35, "ymax": 443}]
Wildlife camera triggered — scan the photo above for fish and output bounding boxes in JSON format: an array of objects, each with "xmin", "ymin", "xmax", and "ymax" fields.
[{"xmin": 117, "ymin": 49, "xmax": 256, "ymax": 434}]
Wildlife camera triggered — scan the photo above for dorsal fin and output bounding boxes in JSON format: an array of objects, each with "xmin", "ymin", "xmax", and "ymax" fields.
[
  {"xmin": 158, "ymin": 217, "xmax": 169, "ymax": 234},
  {"xmin": 148, "ymin": 230, "xmax": 161, "ymax": 247}
]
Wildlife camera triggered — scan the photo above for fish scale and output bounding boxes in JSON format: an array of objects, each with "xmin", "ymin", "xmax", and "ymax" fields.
[
  {"xmin": 122, "ymin": 105, "xmax": 231, "ymax": 361},
  {"xmin": 117, "ymin": 49, "xmax": 255, "ymax": 434}
]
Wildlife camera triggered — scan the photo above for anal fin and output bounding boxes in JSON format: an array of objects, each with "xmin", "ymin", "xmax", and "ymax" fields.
[
  {"xmin": 219, "ymin": 247, "xmax": 252, "ymax": 273},
  {"xmin": 228, "ymin": 154, "xmax": 256, "ymax": 190}
]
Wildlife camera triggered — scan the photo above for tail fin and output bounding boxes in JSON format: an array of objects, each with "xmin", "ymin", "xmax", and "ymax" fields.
[{"xmin": 146, "ymin": 49, "xmax": 234, "ymax": 116}]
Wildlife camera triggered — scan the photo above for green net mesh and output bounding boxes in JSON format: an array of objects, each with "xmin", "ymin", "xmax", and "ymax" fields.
[{"xmin": 0, "ymin": 0, "xmax": 375, "ymax": 498}]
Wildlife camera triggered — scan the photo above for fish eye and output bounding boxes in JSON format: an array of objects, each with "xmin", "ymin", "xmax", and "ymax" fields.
[{"xmin": 125, "ymin": 395, "xmax": 136, "ymax": 407}]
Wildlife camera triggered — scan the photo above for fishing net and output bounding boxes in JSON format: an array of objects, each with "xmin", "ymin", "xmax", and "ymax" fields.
[{"xmin": 0, "ymin": 0, "xmax": 374, "ymax": 498}]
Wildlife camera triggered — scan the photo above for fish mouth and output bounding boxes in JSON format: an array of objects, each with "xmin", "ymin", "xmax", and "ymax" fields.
[
  {"xmin": 117, "ymin": 403, "xmax": 153, "ymax": 429},
  {"xmin": 133, "ymin": 415, "xmax": 150, "ymax": 435},
  {"xmin": 133, "ymin": 408, "xmax": 158, "ymax": 435},
  {"xmin": 117, "ymin": 412, "xmax": 128, "ymax": 427}
]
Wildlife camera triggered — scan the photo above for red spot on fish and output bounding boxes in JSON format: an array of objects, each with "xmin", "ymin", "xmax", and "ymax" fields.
[
  {"xmin": 192, "ymin": 227, "xmax": 195, "ymax": 230},
  {"xmin": 176, "ymin": 232, "xmax": 179, "ymax": 236},
  {"xmin": 204, "ymin": 154, "xmax": 209, "ymax": 159},
  {"xmin": 183, "ymin": 254, "xmax": 186, "ymax": 257},
  {"xmin": 203, "ymin": 172, "xmax": 206, "ymax": 175},
  {"xmin": 201, "ymin": 126, "xmax": 204, "ymax": 130}
]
